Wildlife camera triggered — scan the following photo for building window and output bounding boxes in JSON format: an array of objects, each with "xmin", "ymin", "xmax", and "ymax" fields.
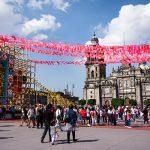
[
  {"xmin": 124, "ymin": 80, "xmax": 129, "ymax": 88},
  {"xmin": 91, "ymin": 96, "xmax": 93, "ymax": 98},
  {"xmin": 91, "ymin": 91, "xmax": 92, "ymax": 93},
  {"xmin": 91, "ymin": 70, "xmax": 94, "ymax": 78}
]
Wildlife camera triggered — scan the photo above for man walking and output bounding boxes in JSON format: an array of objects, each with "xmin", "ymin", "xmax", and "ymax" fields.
[
  {"xmin": 66, "ymin": 105, "xmax": 78, "ymax": 143},
  {"xmin": 41, "ymin": 104, "xmax": 55, "ymax": 143}
]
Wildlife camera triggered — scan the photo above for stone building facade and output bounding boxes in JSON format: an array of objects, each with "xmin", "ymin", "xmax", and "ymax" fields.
[{"xmin": 83, "ymin": 35, "xmax": 150, "ymax": 108}]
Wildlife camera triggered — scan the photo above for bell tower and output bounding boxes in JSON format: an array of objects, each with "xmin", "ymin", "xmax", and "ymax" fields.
[{"xmin": 83, "ymin": 34, "xmax": 106, "ymax": 106}]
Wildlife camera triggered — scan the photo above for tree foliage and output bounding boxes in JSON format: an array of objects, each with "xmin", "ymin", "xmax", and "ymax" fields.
[
  {"xmin": 144, "ymin": 99, "xmax": 150, "ymax": 106},
  {"xmin": 78, "ymin": 99, "xmax": 86, "ymax": 106},
  {"xmin": 87, "ymin": 99, "xmax": 96, "ymax": 106},
  {"xmin": 111, "ymin": 98, "xmax": 125, "ymax": 108},
  {"xmin": 111, "ymin": 98, "xmax": 137, "ymax": 108},
  {"xmin": 129, "ymin": 99, "xmax": 137, "ymax": 106}
]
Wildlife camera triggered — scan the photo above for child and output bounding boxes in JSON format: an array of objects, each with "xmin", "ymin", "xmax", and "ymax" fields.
[
  {"xmin": 55, "ymin": 115, "xmax": 63, "ymax": 131},
  {"xmin": 50, "ymin": 115, "xmax": 64, "ymax": 145},
  {"xmin": 50, "ymin": 125, "xmax": 59, "ymax": 145}
]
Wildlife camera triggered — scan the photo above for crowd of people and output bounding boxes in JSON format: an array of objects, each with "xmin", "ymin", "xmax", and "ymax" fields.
[
  {"xmin": 18, "ymin": 103, "xmax": 150, "ymax": 145},
  {"xmin": 0, "ymin": 103, "xmax": 149, "ymax": 145},
  {"xmin": 0, "ymin": 105, "xmax": 16, "ymax": 119},
  {"xmin": 77, "ymin": 105, "xmax": 149, "ymax": 128},
  {"xmin": 20, "ymin": 104, "xmax": 78, "ymax": 145}
]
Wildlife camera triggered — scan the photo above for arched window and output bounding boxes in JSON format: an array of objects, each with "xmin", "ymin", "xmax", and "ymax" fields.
[{"xmin": 91, "ymin": 70, "xmax": 94, "ymax": 78}]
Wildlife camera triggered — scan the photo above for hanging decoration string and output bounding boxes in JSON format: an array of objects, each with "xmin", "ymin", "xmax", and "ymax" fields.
[{"xmin": 0, "ymin": 35, "xmax": 150, "ymax": 65}]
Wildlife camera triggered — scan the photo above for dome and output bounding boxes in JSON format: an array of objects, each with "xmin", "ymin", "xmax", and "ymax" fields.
[{"xmin": 91, "ymin": 33, "xmax": 99, "ymax": 45}]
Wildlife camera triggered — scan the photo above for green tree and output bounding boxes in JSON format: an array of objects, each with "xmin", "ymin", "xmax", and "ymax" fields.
[
  {"xmin": 78, "ymin": 99, "xmax": 86, "ymax": 106},
  {"xmin": 87, "ymin": 99, "xmax": 96, "ymax": 106},
  {"xmin": 129, "ymin": 99, "xmax": 137, "ymax": 106},
  {"xmin": 144, "ymin": 99, "xmax": 150, "ymax": 106},
  {"xmin": 111, "ymin": 98, "xmax": 125, "ymax": 108}
]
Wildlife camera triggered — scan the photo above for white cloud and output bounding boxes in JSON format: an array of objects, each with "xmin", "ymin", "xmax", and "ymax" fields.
[
  {"xmin": 0, "ymin": 0, "xmax": 23, "ymax": 35},
  {"xmin": 27, "ymin": 0, "xmax": 49, "ymax": 9},
  {"xmin": 51, "ymin": 0, "xmax": 70, "ymax": 12},
  {"xmin": 7, "ymin": 0, "xmax": 24, "ymax": 6},
  {"xmin": 27, "ymin": 0, "xmax": 70, "ymax": 12},
  {"xmin": 0, "ymin": 1, "xmax": 61, "ymax": 37},
  {"xmin": 93, "ymin": 24, "xmax": 107, "ymax": 38},
  {"xmin": 21, "ymin": 14, "xmax": 61, "ymax": 36},
  {"xmin": 32, "ymin": 34, "xmax": 48, "ymax": 41},
  {"xmin": 94, "ymin": 3, "xmax": 150, "ymax": 45}
]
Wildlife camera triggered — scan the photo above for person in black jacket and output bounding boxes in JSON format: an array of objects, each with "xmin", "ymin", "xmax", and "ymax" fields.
[
  {"xmin": 41, "ymin": 104, "xmax": 55, "ymax": 143},
  {"xmin": 143, "ymin": 105, "xmax": 149, "ymax": 124}
]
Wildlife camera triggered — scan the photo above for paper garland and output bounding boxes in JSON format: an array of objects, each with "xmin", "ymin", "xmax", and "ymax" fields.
[{"xmin": 0, "ymin": 35, "xmax": 150, "ymax": 65}]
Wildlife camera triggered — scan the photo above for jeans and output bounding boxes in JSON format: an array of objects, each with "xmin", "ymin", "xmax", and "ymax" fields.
[
  {"xmin": 91, "ymin": 117, "xmax": 97, "ymax": 126},
  {"xmin": 126, "ymin": 120, "xmax": 131, "ymax": 126}
]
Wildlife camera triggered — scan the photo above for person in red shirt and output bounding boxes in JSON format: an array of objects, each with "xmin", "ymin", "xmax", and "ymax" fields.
[
  {"xmin": 90, "ymin": 108, "xmax": 97, "ymax": 126},
  {"xmin": 79, "ymin": 107, "xmax": 87, "ymax": 125}
]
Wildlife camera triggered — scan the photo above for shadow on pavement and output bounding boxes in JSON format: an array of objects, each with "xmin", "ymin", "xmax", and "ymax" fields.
[
  {"xmin": 0, "ymin": 125, "xmax": 14, "ymax": 127},
  {"xmin": 77, "ymin": 139, "xmax": 99, "ymax": 143},
  {"xmin": 55, "ymin": 139, "xmax": 99, "ymax": 145},
  {"xmin": 0, "ymin": 129, "xmax": 11, "ymax": 132},
  {"xmin": 0, "ymin": 137, "xmax": 13, "ymax": 139}
]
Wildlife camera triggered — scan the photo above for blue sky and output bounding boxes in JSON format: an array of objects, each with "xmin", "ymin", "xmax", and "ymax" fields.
[{"xmin": 0, "ymin": 0, "xmax": 150, "ymax": 98}]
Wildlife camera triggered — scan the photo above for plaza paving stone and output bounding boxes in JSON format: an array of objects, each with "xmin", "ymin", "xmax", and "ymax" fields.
[{"xmin": 0, "ymin": 121, "xmax": 150, "ymax": 150}]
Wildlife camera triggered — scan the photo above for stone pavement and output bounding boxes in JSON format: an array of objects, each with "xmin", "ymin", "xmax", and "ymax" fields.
[{"xmin": 0, "ymin": 121, "xmax": 150, "ymax": 150}]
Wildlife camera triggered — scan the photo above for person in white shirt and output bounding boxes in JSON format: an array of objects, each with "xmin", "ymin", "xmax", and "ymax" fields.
[
  {"xmin": 99, "ymin": 109, "xmax": 103, "ymax": 125},
  {"xmin": 27, "ymin": 106, "xmax": 35, "ymax": 128},
  {"xmin": 108, "ymin": 107, "xmax": 113, "ymax": 125},
  {"xmin": 131, "ymin": 107, "xmax": 136, "ymax": 122},
  {"xmin": 55, "ymin": 106, "xmax": 62, "ymax": 130}
]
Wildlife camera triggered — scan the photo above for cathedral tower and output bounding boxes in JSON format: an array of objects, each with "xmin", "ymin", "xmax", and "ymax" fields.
[{"xmin": 83, "ymin": 34, "xmax": 106, "ymax": 106}]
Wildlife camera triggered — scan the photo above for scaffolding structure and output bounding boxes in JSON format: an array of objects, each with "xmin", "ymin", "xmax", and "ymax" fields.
[
  {"xmin": 0, "ymin": 45, "xmax": 36, "ymax": 106},
  {"xmin": 0, "ymin": 45, "xmax": 72, "ymax": 107}
]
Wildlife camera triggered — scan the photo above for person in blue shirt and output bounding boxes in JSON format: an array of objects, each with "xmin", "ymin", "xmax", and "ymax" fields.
[{"xmin": 65, "ymin": 105, "xmax": 78, "ymax": 143}]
